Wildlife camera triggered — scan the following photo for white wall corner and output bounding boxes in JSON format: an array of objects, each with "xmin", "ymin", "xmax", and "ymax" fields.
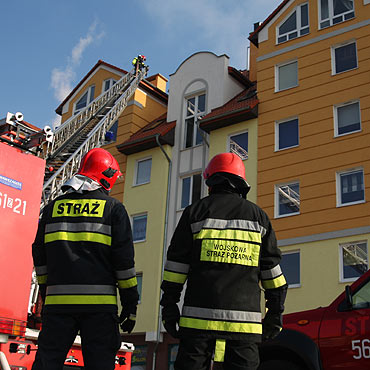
[{"xmin": 145, "ymin": 331, "xmax": 163, "ymax": 342}]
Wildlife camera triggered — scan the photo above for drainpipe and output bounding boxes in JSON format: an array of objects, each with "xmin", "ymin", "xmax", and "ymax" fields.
[{"xmin": 152, "ymin": 134, "xmax": 172, "ymax": 370}]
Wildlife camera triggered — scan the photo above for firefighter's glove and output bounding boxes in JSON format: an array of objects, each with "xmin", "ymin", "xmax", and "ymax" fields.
[
  {"xmin": 120, "ymin": 312, "xmax": 136, "ymax": 334},
  {"xmin": 162, "ymin": 304, "xmax": 180, "ymax": 339},
  {"xmin": 262, "ymin": 311, "xmax": 283, "ymax": 341}
]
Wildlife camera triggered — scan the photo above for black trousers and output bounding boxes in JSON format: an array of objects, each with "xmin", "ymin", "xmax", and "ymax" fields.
[
  {"xmin": 32, "ymin": 312, "xmax": 121, "ymax": 370},
  {"xmin": 175, "ymin": 337, "xmax": 260, "ymax": 370}
]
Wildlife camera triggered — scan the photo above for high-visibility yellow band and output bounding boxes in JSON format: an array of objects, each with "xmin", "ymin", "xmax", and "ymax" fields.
[
  {"xmin": 36, "ymin": 275, "xmax": 48, "ymax": 284},
  {"xmin": 179, "ymin": 317, "xmax": 262, "ymax": 334},
  {"xmin": 194, "ymin": 229, "xmax": 262, "ymax": 243},
  {"xmin": 44, "ymin": 231, "xmax": 111, "ymax": 246},
  {"xmin": 163, "ymin": 270, "xmax": 187, "ymax": 284},
  {"xmin": 214, "ymin": 339, "xmax": 226, "ymax": 362},
  {"xmin": 262, "ymin": 275, "xmax": 287, "ymax": 289},
  {"xmin": 200, "ymin": 239, "xmax": 260, "ymax": 266},
  {"xmin": 45, "ymin": 295, "xmax": 117, "ymax": 305},
  {"xmin": 118, "ymin": 277, "xmax": 138, "ymax": 289},
  {"xmin": 52, "ymin": 199, "xmax": 106, "ymax": 218}
]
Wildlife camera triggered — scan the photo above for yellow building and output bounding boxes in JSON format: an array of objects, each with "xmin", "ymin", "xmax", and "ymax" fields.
[
  {"xmin": 249, "ymin": 0, "xmax": 370, "ymax": 313},
  {"xmin": 55, "ymin": 59, "xmax": 168, "ymax": 202}
]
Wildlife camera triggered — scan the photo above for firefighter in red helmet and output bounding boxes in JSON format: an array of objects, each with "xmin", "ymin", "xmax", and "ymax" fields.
[
  {"xmin": 161, "ymin": 153, "xmax": 287, "ymax": 370},
  {"xmin": 32, "ymin": 147, "xmax": 139, "ymax": 370}
]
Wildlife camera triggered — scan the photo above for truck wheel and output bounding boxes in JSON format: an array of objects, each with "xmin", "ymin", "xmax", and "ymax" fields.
[{"xmin": 258, "ymin": 359, "xmax": 305, "ymax": 370}]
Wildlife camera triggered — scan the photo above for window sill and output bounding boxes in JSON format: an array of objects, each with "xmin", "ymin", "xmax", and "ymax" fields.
[
  {"xmin": 275, "ymin": 211, "xmax": 300, "ymax": 219},
  {"xmin": 287, "ymin": 283, "xmax": 301, "ymax": 289},
  {"xmin": 334, "ymin": 128, "xmax": 362, "ymax": 138},
  {"xmin": 275, "ymin": 84, "xmax": 299, "ymax": 93},
  {"xmin": 337, "ymin": 199, "xmax": 365, "ymax": 208},
  {"xmin": 331, "ymin": 66, "xmax": 358, "ymax": 76},
  {"xmin": 132, "ymin": 181, "xmax": 151, "ymax": 187}
]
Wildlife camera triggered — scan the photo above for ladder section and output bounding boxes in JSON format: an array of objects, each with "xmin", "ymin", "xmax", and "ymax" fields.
[{"xmin": 41, "ymin": 65, "xmax": 148, "ymax": 210}]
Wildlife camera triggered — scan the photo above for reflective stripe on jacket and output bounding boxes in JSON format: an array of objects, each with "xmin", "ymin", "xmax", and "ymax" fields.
[
  {"xmin": 32, "ymin": 188, "xmax": 138, "ymax": 313},
  {"xmin": 161, "ymin": 191, "xmax": 287, "ymax": 341}
]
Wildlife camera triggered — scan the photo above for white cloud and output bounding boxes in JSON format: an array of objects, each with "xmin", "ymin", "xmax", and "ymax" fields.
[
  {"xmin": 141, "ymin": 0, "xmax": 281, "ymax": 69},
  {"xmin": 50, "ymin": 20, "xmax": 105, "ymax": 104}
]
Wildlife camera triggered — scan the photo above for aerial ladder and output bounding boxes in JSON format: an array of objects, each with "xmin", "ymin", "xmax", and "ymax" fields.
[{"xmin": 40, "ymin": 63, "xmax": 148, "ymax": 211}]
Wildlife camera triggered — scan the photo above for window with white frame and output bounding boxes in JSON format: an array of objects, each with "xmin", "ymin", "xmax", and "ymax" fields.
[
  {"xmin": 132, "ymin": 214, "xmax": 147, "ymax": 242},
  {"xmin": 319, "ymin": 0, "xmax": 355, "ymax": 29},
  {"xmin": 184, "ymin": 94, "xmax": 206, "ymax": 148},
  {"xmin": 134, "ymin": 158, "xmax": 152, "ymax": 186},
  {"xmin": 74, "ymin": 85, "xmax": 95, "ymax": 115},
  {"xmin": 276, "ymin": 60, "xmax": 298, "ymax": 91},
  {"xmin": 337, "ymin": 168, "xmax": 365, "ymax": 206},
  {"xmin": 334, "ymin": 100, "xmax": 361, "ymax": 136},
  {"xmin": 229, "ymin": 131, "xmax": 248, "ymax": 160},
  {"xmin": 281, "ymin": 251, "xmax": 301, "ymax": 287},
  {"xmin": 181, "ymin": 174, "xmax": 202, "ymax": 209},
  {"xmin": 136, "ymin": 273, "xmax": 143, "ymax": 303},
  {"xmin": 332, "ymin": 41, "xmax": 357, "ymax": 74},
  {"xmin": 340, "ymin": 241, "xmax": 368, "ymax": 282},
  {"xmin": 277, "ymin": 3, "xmax": 309, "ymax": 44},
  {"xmin": 276, "ymin": 182, "xmax": 300, "ymax": 217},
  {"xmin": 103, "ymin": 78, "xmax": 117, "ymax": 92},
  {"xmin": 276, "ymin": 118, "xmax": 299, "ymax": 151}
]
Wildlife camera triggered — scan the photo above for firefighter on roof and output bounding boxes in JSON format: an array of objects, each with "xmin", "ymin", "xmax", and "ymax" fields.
[
  {"xmin": 32, "ymin": 148, "xmax": 139, "ymax": 370},
  {"xmin": 132, "ymin": 54, "xmax": 147, "ymax": 75},
  {"xmin": 160, "ymin": 152, "xmax": 288, "ymax": 370}
]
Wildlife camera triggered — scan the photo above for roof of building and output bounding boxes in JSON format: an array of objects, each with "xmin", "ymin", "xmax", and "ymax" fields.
[
  {"xmin": 116, "ymin": 113, "xmax": 176, "ymax": 155},
  {"xmin": 55, "ymin": 59, "xmax": 168, "ymax": 115},
  {"xmin": 248, "ymin": 0, "xmax": 289, "ymax": 46},
  {"xmin": 199, "ymin": 85, "xmax": 258, "ymax": 133}
]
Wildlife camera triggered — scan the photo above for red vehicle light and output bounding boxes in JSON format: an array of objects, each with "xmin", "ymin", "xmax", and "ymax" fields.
[
  {"xmin": 10, "ymin": 367, "xmax": 27, "ymax": 370},
  {"xmin": 0, "ymin": 317, "xmax": 27, "ymax": 336}
]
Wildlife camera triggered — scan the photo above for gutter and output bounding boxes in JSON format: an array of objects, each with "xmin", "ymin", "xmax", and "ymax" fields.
[{"xmin": 152, "ymin": 134, "xmax": 172, "ymax": 370}]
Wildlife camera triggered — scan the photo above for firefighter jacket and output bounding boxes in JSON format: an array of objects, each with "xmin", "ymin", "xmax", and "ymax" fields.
[
  {"xmin": 161, "ymin": 190, "xmax": 287, "ymax": 342},
  {"xmin": 32, "ymin": 188, "xmax": 139, "ymax": 315}
]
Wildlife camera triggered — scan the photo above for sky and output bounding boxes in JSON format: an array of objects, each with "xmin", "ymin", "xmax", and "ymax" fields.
[{"xmin": 0, "ymin": 0, "xmax": 281, "ymax": 129}]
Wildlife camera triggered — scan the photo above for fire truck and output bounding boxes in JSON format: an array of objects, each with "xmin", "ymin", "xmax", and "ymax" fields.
[
  {"xmin": 258, "ymin": 268, "xmax": 370, "ymax": 370},
  {"xmin": 0, "ymin": 61, "xmax": 148, "ymax": 370}
]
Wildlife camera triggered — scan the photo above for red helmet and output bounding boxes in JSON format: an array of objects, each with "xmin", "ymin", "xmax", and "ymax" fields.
[
  {"xmin": 139, "ymin": 54, "xmax": 146, "ymax": 61},
  {"xmin": 78, "ymin": 148, "xmax": 122, "ymax": 190},
  {"xmin": 203, "ymin": 152, "xmax": 249, "ymax": 189}
]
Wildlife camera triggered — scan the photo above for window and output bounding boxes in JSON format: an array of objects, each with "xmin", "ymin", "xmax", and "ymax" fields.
[
  {"xmin": 340, "ymin": 241, "xmax": 368, "ymax": 282},
  {"xmin": 276, "ymin": 60, "xmax": 298, "ymax": 91},
  {"xmin": 132, "ymin": 214, "xmax": 147, "ymax": 242},
  {"xmin": 184, "ymin": 94, "xmax": 206, "ymax": 148},
  {"xmin": 229, "ymin": 131, "xmax": 248, "ymax": 160},
  {"xmin": 134, "ymin": 158, "xmax": 152, "ymax": 185},
  {"xmin": 276, "ymin": 182, "xmax": 300, "ymax": 217},
  {"xmin": 319, "ymin": 0, "xmax": 354, "ymax": 29},
  {"xmin": 337, "ymin": 169, "xmax": 365, "ymax": 206},
  {"xmin": 136, "ymin": 273, "xmax": 143, "ymax": 303},
  {"xmin": 103, "ymin": 78, "xmax": 117, "ymax": 92},
  {"xmin": 74, "ymin": 85, "xmax": 95, "ymax": 114},
  {"xmin": 277, "ymin": 3, "xmax": 309, "ymax": 44},
  {"xmin": 181, "ymin": 174, "xmax": 202, "ymax": 209},
  {"xmin": 281, "ymin": 251, "xmax": 300, "ymax": 287},
  {"xmin": 334, "ymin": 101, "xmax": 361, "ymax": 136},
  {"xmin": 276, "ymin": 118, "xmax": 299, "ymax": 150},
  {"xmin": 332, "ymin": 41, "xmax": 357, "ymax": 74},
  {"xmin": 352, "ymin": 271, "xmax": 370, "ymax": 309}
]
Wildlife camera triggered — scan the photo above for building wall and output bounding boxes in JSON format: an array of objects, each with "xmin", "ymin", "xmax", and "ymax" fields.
[
  {"xmin": 254, "ymin": 0, "xmax": 370, "ymax": 313},
  {"xmin": 57, "ymin": 65, "xmax": 167, "ymax": 203},
  {"xmin": 166, "ymin": 52, "xmax": 247, "ymax": 237},
  {"xmin": 208, "ymin": 118, "xmax": 258, "ymax": 204},
  {"xmin": 123, "ymin": 145, "xmax": 172, "ymax": 334}
]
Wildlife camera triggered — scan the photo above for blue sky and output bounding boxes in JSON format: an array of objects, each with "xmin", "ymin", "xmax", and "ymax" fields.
[{"xmin": 0, "ymin": 0, "xmax": 281, "ymax": 129}]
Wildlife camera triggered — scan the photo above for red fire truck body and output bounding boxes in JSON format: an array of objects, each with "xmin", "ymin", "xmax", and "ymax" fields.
[
  {"xmin": 0, "ymin": 141, "xmax": 133, "ymax": 369},
  {"xmin": 258, "ymin": 269, "xmax": 370, "ymax": 370}
]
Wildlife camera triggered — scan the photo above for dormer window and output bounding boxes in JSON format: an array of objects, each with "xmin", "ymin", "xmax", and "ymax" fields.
[
  {"xmin": 319, "ymin": 0, "xmax": 354, "ymax": 29},
  {"xmin": 277, "ymin": 3, "xmax": 309, "ymax": 44},
  {"xmin": 74, "ymin": 85, "xmax": 95, "ymax": 115}
]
